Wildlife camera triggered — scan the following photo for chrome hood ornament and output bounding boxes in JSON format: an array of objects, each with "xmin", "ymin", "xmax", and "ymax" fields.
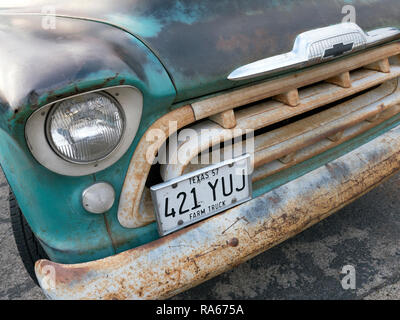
[{"xmin": 228, "ymin": 23, "xmax": 400, "ymax": 81}]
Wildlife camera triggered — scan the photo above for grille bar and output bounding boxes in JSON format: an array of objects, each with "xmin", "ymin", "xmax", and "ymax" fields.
[
  {"xmin": 161, "ymin": 78, "xmax": 400, "ymax": 181},
  {"xmin": 233, "ymin": 66, "xmax": 400, "ymax": 132}
]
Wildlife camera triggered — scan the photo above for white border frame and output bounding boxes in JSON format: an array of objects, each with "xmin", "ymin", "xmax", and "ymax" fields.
[{"xmin": 25, "ymin": 86, "xmax": 143, "ymax": 176}]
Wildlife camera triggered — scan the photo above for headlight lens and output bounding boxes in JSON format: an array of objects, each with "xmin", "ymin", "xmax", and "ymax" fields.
[{"xmin": 47, "ymin": 92, "xmax": 125, "ymax": 163}]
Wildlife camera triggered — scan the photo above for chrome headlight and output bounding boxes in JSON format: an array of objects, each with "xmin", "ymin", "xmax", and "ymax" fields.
[
  {"xmin": 46, "ymin": 93, "xmax": 125, "ymax": 163},
  {"xmin": 26, "ymin": 86, "xmax": 143, "ymax": 176}
]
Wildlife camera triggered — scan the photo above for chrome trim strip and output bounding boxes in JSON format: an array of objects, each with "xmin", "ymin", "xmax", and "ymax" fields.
[{"xmin": 228, "ymin": 23, "xmax": 400, "ymax": 81}]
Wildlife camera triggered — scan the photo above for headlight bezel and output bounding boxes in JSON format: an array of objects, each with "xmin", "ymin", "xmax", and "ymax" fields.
[
  {"xmin": 25, "ymin": 86, "xmax": 143, "ymax": 177},
  {"xmin": 45, "ymin": 91, "xmax": 126, "ymax": 165}
]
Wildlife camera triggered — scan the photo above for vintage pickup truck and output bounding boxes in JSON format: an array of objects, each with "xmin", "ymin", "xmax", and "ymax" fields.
[{"xmin": 1, "ymin": 1, "xmax": 400, "ymax": 299}]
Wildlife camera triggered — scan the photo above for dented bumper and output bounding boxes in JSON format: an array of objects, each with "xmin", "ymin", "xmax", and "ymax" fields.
[{"xmin": 35, "ymin": 124, "xmax": 400, "ymax": 300}]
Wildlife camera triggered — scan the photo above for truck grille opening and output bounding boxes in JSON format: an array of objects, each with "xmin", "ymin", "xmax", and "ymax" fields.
[{"xmin": 117, "ymin": 43, "xmax": 400, "ymax": 228}]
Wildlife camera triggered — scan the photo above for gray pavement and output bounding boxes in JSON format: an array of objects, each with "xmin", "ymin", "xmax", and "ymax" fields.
[{"xmin": 0, "ymin": 168, "xmax": 399, "ymax": 300}]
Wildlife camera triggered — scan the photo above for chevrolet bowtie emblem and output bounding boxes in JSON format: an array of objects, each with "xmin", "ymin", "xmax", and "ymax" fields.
[
  {"xmin": 323, "ymin": 42, "xmax": 354, "ymax": 58},
  {"xmin": 228, "ymin": 23, "xmax": 400, "ymax": 81}
]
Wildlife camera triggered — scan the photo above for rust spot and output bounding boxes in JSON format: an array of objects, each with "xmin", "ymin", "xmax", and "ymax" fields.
[
  {"xmin": 228, "ymin": 237, "xmax": 239, "ymax": 247},
  {"xmin": 268, "ymin": 195, "xmax": 281, "ymax": 204},
  {"xmin": 103, "ymin": 73, "xmax": 119, "ymax": 86},
  {"xmin": 37, "ymin": 260, "xmax": 90, "ymax": 285}
]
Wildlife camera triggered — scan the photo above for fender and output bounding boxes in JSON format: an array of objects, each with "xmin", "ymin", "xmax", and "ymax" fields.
[{"xmin": 0, "ymin": 14, "xmax": 176, "ymax": 263}]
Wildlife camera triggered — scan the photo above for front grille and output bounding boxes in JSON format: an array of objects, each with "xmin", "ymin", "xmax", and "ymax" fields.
[
  {"xmin": 160, "ymin": 44, "xmax": 400, "ymax": 182},
  {"xmin": 118, "ymin": 43, "xmax": 400, "ymax": 229}
]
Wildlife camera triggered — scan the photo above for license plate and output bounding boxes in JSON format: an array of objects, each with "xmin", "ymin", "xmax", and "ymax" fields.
[{"xmin": 151, "ymin": 154, "xmax": 252, "ymax": 236}]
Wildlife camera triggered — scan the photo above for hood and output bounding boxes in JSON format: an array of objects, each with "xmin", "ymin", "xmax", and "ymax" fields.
[{"xmin": 2, "ymin": 0, "xmax": 400, "ymax": 102}]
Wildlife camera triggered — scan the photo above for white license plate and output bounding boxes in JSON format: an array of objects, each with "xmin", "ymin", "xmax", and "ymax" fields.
[{"xmin": 151, "ymin": 154, "xmax": 252, "ymax": 236}]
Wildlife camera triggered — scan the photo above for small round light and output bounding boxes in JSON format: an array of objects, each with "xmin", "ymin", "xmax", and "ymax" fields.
[
  {"xmin": 82, "ymin": 182, "xmax": 115, "ymax": 214},
  {"xmin": 47, "ymin": 92, "xmax": 125, "ymax": 163}
]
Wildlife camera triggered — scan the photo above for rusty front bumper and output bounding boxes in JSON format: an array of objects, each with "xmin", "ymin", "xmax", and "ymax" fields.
[{"xmin": 35, "ymin": 124, "xmax": 400, "ymax": 300}]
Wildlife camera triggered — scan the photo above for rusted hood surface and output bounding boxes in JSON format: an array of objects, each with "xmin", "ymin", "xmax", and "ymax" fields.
[{"xmin": 2, "ymin": 0, "xmax": 400, "ymax": 101}]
